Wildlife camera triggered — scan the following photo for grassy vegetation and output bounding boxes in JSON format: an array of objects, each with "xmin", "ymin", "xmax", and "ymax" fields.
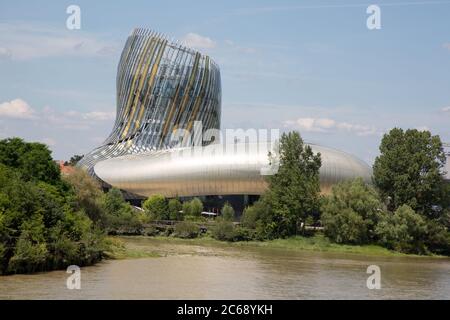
[
  {"xmin": 113, "ymin": 233, "xmax": 447, "ymax": 258},
  {"xmin": 103, "ymin": 237, "xmax": 161, "ymax": 259}
]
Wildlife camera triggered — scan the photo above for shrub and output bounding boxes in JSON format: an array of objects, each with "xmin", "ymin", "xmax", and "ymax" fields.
[
  {"xmin": 322, "ymin": 208, "xmax": 369, "ymax": 244},
  {"xmin": 232, "ymin": 226, "xmax": 255, "ymax": 241},
  {"xmin": 102, "ymin": 188, "xmax": 142, "ymax": 234},
  {"xmin": 143, "ymin": 194, "xmax": 168, "ymax": 220},
  {"xmin": 173, "ymin": 221, "xmax": 199, "ymax": 239},
  {"xmin": 182, "ymin": 201, "xmax": 192, "ymax": 216},
  {"xmin": 221, "ymin": 202, "xmax": 235, "ymax": 221},
  {"xmin": 241, "ymin": 206, "xmax": 257, "ymax": 229},
  {"xmin": 321, "ymin": 178, "xmax": 383, "ymax": 244},
  {"xmin": 168, "ymin": 198, "xmax": 183, "ymax": 220},
  {"xmin": 375, "ymin": 205, "xmax": 429, "ymax": 254},
  {"xmin": 189, "ymin": 198, "xmax": 203, "ymax": 217},
  {"xmin": 424, "ymin": 219, "xmax": 450, "ymax": 255},
  {"xmin": 143, "ymin": 225, "xmax": 159, "ymax": 236},
  {"xmin": 63, "ymin": 167, "xmax": 105, "ymax": 223},
  {"xmin": 211, "ymin": 220, "xmax": 236, "ymax": 241}
]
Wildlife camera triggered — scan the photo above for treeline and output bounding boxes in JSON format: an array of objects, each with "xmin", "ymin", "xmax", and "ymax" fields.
[
  {"xmin": 236, "ymin": 130, "xmax": 450, "ymax": 255},
  {"xmin": 93, "ymin": 128, "xmax": 450, "ymax": 256},
  {"xmin": 1, "ymin": 126, "xmax": 449, "ymax": 276}
]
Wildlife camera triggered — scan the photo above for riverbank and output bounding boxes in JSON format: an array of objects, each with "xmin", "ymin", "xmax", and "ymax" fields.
[{"xmin": 107, "ymin": 234, "xmax": 447, "ymax": 259}]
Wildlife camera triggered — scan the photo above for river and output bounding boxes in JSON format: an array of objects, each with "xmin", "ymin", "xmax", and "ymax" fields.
[{"xmin": 0, "ymin": 237, "xmax": 449, "ymax": 299}]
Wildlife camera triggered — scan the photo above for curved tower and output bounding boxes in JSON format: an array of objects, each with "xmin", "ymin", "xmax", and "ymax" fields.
[{"xmin": 78, "ymin": 28, "xmax": 221, "ymax": 173}]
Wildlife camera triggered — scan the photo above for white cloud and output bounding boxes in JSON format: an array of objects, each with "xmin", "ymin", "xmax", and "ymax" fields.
[
  {"xmin": 0, "ymin": 22, "xmax": 118, "ymax": 60},
  {"xmin": 82, "ymin": 111, "xmax": 115, "ymax": 121},
  {"xmin": 182, "ymin": 33, "xmax": 216, "ymax": 49},
  {"xmin": 285, "ymin": 117, "xmax": 378, "ymax": 136},
  {"xmin": 0, "ymin": 98, "xmax": 115, "ymax": 128},
  {"xmin": 0, "ymin": 99, "xmax": 36, "ymax": 119},
  {"xmin": 443, "ymin": 43, "xmax": 450, "ymax": 51},
  {"xmin": 0, "ymin": 47, "xmax": 12, "ymax": 59},
  {"xmin": 442, "ymin": 106, "xmax": 450, "ymax": 113},
  {"xmin": 224, "ymin": 39, "xmax": 257, "ymax": 54}
]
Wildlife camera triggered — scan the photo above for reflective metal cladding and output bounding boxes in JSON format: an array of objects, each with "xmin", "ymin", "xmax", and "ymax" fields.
[
  {"xmin": 78, "ymin": 28, "xmax": 221, "ymax": 173},
  {"xmin": 94, "ymin": 143, "xmax": 372, "ymax": 198},
  {"xmin": 80, "ymin": 27, "xmax": 373, "ymax": 198}
]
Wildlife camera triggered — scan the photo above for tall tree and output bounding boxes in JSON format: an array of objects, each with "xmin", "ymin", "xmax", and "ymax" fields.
[
  {"xmin": 66, "ymin": 154, "xmax": 84, "ymax": 166},
  {"xmin": 0, "ymin": 137, "xmax": 60, "ymax": 184},
  {"xmin": 262, "ymin": 131, "xmax": 322, "ymax": 238},
  {"xmin": 373, "ymin": 128, "xmax": 446, "ymax": 216}
]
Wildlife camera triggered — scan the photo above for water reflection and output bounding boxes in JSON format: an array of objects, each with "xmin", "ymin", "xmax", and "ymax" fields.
[{"xmin": 0, "ymin": 237, "xmax": 449, "ymax": 299}]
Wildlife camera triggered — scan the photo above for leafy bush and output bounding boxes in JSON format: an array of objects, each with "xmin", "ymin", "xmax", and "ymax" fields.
[
  {"xmin": 375, "ymin": 205, "xmax": 429, "ymax": 254},
  {"xmin": 241, "ymin": 206, "xmax": 258, "ymax": 229},
  {"xmin": 211, "ymin": 220, "xmax": 236, "ymax": 241},
  {"xmin": 189, "ymin": 198, "xmax": 203, "ymax": 217},
  {"xmin": 182, "ymin": 201, "xmax": 192, "ymax": 216},
  {"xmin": 321, "ymin": 178, "xmax": 383, "ymax": 244},
  {"xmin": 143, "ymin": 225, "xmax": 159, "ymax": 237},
  {"xmin": 63, "ymin": 167, "xmax": 105, "ymax": 223},
  {"xmin": 322, "ymin": 208, "xmax": 369, "ymax": 244},
  {"xmin": 232, "ymin": 226, "xmax": 255, "ymax": 241},
  {"xmin": 173, "ymin": 221, "xmax": 199, "ymax": 239},
  {"xmin": 181, "ymin": 198, "xmax": 203, "ymax": 219},
  {"xmin": 143, "ymin": 194, "xmax": 168, "ymax": 220},
  {"xmin": 102, "ymin": 188, "xmax": 142, "ymax": 234},
  {"xmin": 168, "ymin": 198, "xmax": 183, "ymax": 220},
  {"xmin": 221, "ymin": 202, "xmax": 235, "ymax": 221}
]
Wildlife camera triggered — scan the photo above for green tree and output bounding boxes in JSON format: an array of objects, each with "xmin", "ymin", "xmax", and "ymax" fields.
[
  {"xmin": 221, "ymin": 202, "xmax": 235, "ymax": 221},
  {"xmin": 321, "ymin": 178, "xmax": 383, "ymax": 244},
  {"xmin": 168, "ymin": 198, "xmax": 183, "ymax": 220},
  {"xmin": 0, "ymin": 137, "xmax": 61, "ymax": 184},
  {"xmin": 260, "ymin": 131, "xmax": 322, "ymax": 238},
  {"xmin": 375, "ymin": 205, "xmax": 429, "ymax": 254},
  {"xmin": 63, "ymin": 167, "xmax": 105, "ymax": 223},
  {"xmin": 373, "ymin": 128, "xmax": 447, "ymax": 215},
  {"xmin": 67, "ymin": 154, "xmax": 83, "ymax": 166},
  {"xmin": 143, "ymin": 194, "xmax": 168, "ymax": 220}
]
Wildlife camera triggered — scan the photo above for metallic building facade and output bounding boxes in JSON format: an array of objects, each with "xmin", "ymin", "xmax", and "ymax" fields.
[
  {"xmin": 78, "ymin": 28, "xmax": 221, "ymax": 173},
  {"xmin": 94, "ymin": 143, "xmax": 372, "ymax": 198},
  {"xmin": 80, "ymin": 28, "xmax": 373, "ymax": 198}
]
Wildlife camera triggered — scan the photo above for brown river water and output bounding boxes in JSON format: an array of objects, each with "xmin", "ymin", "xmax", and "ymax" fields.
[{"xmin": 0, "ymin": 237, "xmax": 449, "ymax": 299}]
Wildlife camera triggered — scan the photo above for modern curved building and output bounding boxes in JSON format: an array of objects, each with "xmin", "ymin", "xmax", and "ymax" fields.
[
  {"xmin": 79, "ymin": 28, "xmax": 372, "ymax": 204},
  {"xmin": 78, "ymin": 28, "xmax": 221, "ymax": 173}
]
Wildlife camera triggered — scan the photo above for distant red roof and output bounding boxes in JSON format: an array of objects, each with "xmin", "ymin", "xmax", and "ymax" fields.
[{"xmin": 56, "ymin": 160, "xmax": 75, "ymax": 175}]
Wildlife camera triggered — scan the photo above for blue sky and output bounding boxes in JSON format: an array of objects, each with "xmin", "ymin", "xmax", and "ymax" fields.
[{"xmin": 0, "ymin": 0, "xmax": 449, "ymax": 164}]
